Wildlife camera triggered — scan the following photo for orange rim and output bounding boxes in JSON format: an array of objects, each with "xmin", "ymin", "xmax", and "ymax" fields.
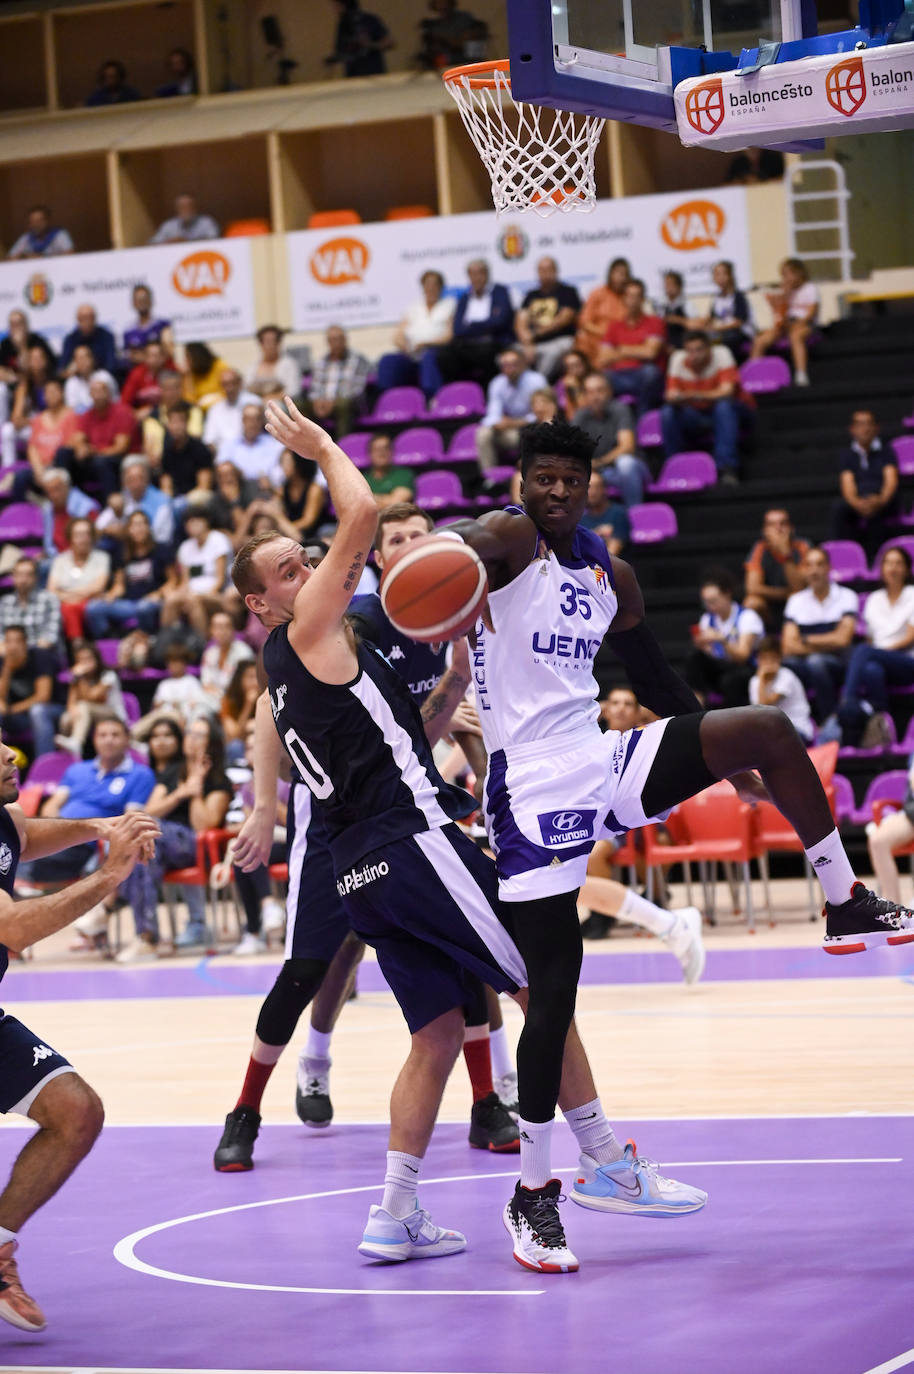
[{"xmin": 442, "ymin": 58, "xmax": 511, "ymax": 90}]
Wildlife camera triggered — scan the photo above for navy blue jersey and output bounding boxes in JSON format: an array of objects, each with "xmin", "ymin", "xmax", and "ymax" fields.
[
  {"xmin": 0, "ymin": 807, "xmax": 21, "ymax": 983},
  {"xmin": 348, "ymin": 593, "xmax": 448, "ymax": 707},
  {"xmin": 263, "ymin": 626, "xmax": 474, "ymax": 871}
]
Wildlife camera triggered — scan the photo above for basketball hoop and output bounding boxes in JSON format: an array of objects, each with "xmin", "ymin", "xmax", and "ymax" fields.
[{"xmin": 442, "ymin": 60, "xmax": 605, "ymax": 218}]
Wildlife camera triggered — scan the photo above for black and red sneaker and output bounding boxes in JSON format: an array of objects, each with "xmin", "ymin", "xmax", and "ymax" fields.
[
  {"xmin": 823, "ymin": 882, "xmax": 914, "ymax": 955},
  {"xmin": 214, "ymin": 1106, "xmax": 261, "ymax": 1171},
  {"xmin": 468, "ymin": 1092, "xmax": 520, "ymax": 1153}
]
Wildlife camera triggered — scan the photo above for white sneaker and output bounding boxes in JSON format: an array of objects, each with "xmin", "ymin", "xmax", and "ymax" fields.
[
  {"xmin": 571, "ymin": 1143, "xmax": 708, "ymax": 1216},
  {"xmin": 261, "ymin": 898, "xmax": 285, "ymax": 935},
  {"xmin": 358, "ymin": 1205, "xmax": 466, "ymax": 1262},
  {"xmin": 503, "ymin": 1180, "xmax": 578, "ymax": 1273},
  {"xmin": 663, "ymin": 907, "xmax": 706, "ymax": 984},
  {"xmin": 295, "ymin": 1054, "xmax": 332, "ymax": 1127},
  {"xmin": 232, "ymin": 932, "xmax": 266, "ymax": 956},
  {"xmin": 74, "ymin": 903, "xmax": 110, "ymax": 939},
  {"xmin": 115, "ymin": 936, "xmax": 158, "ymax": 964},
  {"xmin": 794, "ymin": 370, "xmax": 810, "ymax": 386},
  {"xmin": 494, "ymin": 1070, "xmax": 519, "ymax": 1118}
]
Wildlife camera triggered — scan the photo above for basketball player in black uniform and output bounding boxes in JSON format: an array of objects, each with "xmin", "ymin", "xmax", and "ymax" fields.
[{"xmin": 0, "ymin": 734, "xmax": 158, "ymax": 1329}]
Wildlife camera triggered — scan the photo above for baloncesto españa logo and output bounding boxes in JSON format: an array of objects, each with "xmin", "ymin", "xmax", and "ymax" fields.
[{"xmin": 825, "ymin": 56, "xmax": 866, "ymax": 116}]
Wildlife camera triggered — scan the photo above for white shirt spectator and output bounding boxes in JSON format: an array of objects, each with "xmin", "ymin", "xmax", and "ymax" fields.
[
  {"xmin": 403, "ymin": 296, "xmax": 456, "ymax": 352},
  {"xmin": 150, "ymin": 213, "xmax": 220, "ymax": 245},
  {"xmin": 200, "ymin": 638, "xmax": 254, "ymax": 699},
  {"xmin": 216, "ymin": 432, "xmax": 284, "ymax": 488},
  {"xmin": 244, "ymin": 355, "xmax": 301, "ymax": 398},
  {"xmin": 784, "ymin": 582, "xmax": 859, "ymax": 635},
  {"xmin": 203, "ymin": 390, "xmax": 259, "ymax": 452},
  {"xmin": 864, "ymin": 586, "xmax": 914, "ymax": 653},
  {"xmin": 176, "ymin": 529, "xmax": 233, "ymax": 595},
  {"xmin": 65, "ymin": 373, "xmax": 119, "ymax": 414},
  {"xmin": 482, "ymin": 368, "xmax": 549, "ymax": 426},
  {"xmin": 152, "ymin": 673, "xmax": 211, "ymax": 723},
  {"xmin": 750, "ymin": 665, "xmax": 813, "ymax": 739},
  {"xmin": 786, "ymin": 281, "xmax": 819, "ymax": 320},
  {"xmin": 698, "ymin": 602, "xmax": 765, "ymax": 652}
]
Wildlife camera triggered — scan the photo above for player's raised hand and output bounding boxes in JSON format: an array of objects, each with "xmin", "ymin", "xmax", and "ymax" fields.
[
  {"xmin": 265, "ymin": 397, "xmax": 332, "ymax": 462},
  {"xmin": 233, "ymin": 807, "xmax": 275, "ymax": 873},
  {"xmin": 102, "ymin": 813, "xmax": 161, "ymax": 883}
]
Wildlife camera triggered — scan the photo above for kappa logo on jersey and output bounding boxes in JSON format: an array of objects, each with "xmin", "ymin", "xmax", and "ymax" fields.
[
  {"xmin": 336, "ymin": 858, "xmax": 390, "ymax": 897},
  {"xmin": 32, "ymin": 1044, "xmax": 54, "ymax": 1067},
  {"xmin": 537, "ymin": 809, "xmax": 597, "ymax": 847},
  {"xmin": 270, "ymin": 684, "xmax": 288, "ymax": 719},
  {"xmin": 387, "ymin": 645, "xmax": 406, "ymax": 661},
  {"xmin": 0, "ymin": 844, "xmax": 12, "ymax": 875}
]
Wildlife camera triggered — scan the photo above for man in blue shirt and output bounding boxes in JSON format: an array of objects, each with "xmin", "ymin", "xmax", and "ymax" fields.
[
  {"xmin": 59, "ymin": 306, "xmax": 117, "ymax": 379},
  {"xmin": 475, "ymin": 347, "xmax": 547, "ymax": 471}
]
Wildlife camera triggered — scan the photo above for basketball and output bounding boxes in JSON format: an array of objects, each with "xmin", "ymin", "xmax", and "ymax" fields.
[{"xmin": 379, "ymin": 534, "xmax": 488, "ymax": 642}]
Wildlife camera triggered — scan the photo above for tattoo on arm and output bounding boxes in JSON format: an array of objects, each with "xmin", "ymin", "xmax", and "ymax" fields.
[
  {"xmin": 343, "ymin": 551, "xmax": 364, "ymax": 592},
  {"xmin": 420, "ymin": 667, "xmax": 470, "ymax": 725}
]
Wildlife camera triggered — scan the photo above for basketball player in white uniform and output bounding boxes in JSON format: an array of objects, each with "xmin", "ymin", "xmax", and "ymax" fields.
[{"xmin": 449, "ymin": 418, "xmax": 914, "ymax": 1269}]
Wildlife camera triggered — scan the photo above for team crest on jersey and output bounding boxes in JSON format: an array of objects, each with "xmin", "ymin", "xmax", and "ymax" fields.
[
  {"xmin": 0, "ymin": 844, "xmax": 11, "ymax": 875},
  {"xmin": 270, "ymin": 684, "xmax": 288, "ymax": 719},
  {"xmin": 537, "ymin": 809, "xmax": 597, "ymax": 847}
]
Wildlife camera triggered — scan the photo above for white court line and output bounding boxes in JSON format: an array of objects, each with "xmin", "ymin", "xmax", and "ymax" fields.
[{"xmin": 862, "ymin": 1351, "xmax": 914, "ymax": 1374}]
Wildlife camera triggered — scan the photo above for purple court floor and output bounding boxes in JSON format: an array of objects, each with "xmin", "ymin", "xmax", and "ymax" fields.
[{"xmin": 1, "ymin": 1115, "xmax": 912, "ymax": 1374}]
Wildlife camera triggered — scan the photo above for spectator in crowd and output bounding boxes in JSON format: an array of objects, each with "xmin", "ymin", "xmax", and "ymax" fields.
[
  {"xmin": 161, "ymin": 507, "xmax": 232, "ymax": 637},
  {"xmin": 200, "ymin": 608, "xmax": 253, "ymax": 706},
  {"xmin": 780, "ymin": 545, "xmax": 858, "ymax": 734},
  {"xmin": 0, "ymin": 309, "xmax": 55, "ymax": 384},
  {"xmin": 213, "ymin": 720, "xmax": 287, "ymax": 953},
  {"xmin": 9, "ymin": 348, "xmax": 52, "ymax": 456},
  {"xmin": 220, "ymin": 660, "xmax": 261, "ymax": 756},
  {"xmin": 578, "ymin": 470, "xmax": 630, "ymax": 555},
  {"xmin": 124, "ymin": 284, "xmax": 173, "ymax": 355},
  {"xmin": 575, "ymin": 257, "xmax": 630, "ymax": 366},
  {"xmin": 437, "ymin": 259, "xmax": 514, "ymax": 387},
  {"xmin": 132, "ymin": 643, "xmax": 210, "ymax": 739},
  {"xmin": 144, "ymin": 370, "xmax": 203, "ymax": 463},
  {"xmin": 202, "ymin": 368, "xmax": 258, "ymax": 453},
  {"xmin": 416, "ymin": 0, "xmax": 486, "ymax": 67},
  {"xmin": 277, "ymin": 448, "xmax": 327, "ymax": 536},
  {"xmin": 744, "ymin": 507, "xmax": 810, "ymax": 631},
  {"xmin": 507, "ymin": 390, "xmax": 560, "ymax": 503},
  {"xmin": 837, "ymin": 544, "xmax": 914, "ymax": 748},
  {"xmin": 659, "ymin": 270, "xmax": 691, "ymax": 352},
  {"xmin": 94, "ymin": 454, "xmax": 175, "ymax": 548},
  {"xmin": 63, "ymin": 344, "xmax": 99, "ymax": 415},
  {"xmin": 159, "ymin": 401, "xmax": 214, "ymax": 505},
  {"xmin": 155, "ymin": 46, "xmax": 197, "ymax": 97},
  {"xmin": 749, "ymin": 637, "xmax": 813, "ymax": 744},
  {"xmin": 47, "ymin": 517, "xmax": 111, "ymax": 641},
  {"xmin": 661, "ymin": 329, "xmax": 746, "ymax": 485},
  {"xmin": 86, "ymin": 58, "xmax": 141, "ymax": 106},
  {"xmin": 150, "ymin": 194, "xmax": 219, "ymax": 245},
  {"xmin": 514, "ymin": 256, "xmax": 582, "ymax": 382},
  {"xmin": 182, "ymin": 342, "xmax": 228, "ymax": 410},
  {"xmin": 302, "ymin": 325, "xmax": 370, "ymax": 436},
  {"xmin": 209, "ymin": 460, "xmax": 259, "ymax": 540},
  {"xmin": 684, "ymin": 567, "xmax": 765, "ymax": 707},
  {"xmin": 112, "ymin": 718, "xmax": 182, "ymax": 957},
  {"xmin": 55, "ymin": 640, "xmax": 127, "ymax": 757},
  {"xmin": 85, "ymin": 508, "xmax": 171, "ymax": 638},
  {"xmin": 245, "ymin": 326, "xmax": 301, "ymax": 400},
  {"xmin": 476, "ymin": 346, "xmax": 547, "ymax": 471},
  {"xmin": 39, "ymin": 468, "xmax": 99, "ymax": 559},
  {"xmin": 830, "ymin": 409, "xmax": 899, "ymax": 560},
  {"xmin": 725, "ymin": 146, "xmax": 785, "ymax": 185},
  {"xmin": 325, "ymin": 0, "xmax": 393, "ymax": 77},
  {"xmin": 571, "ymin": 372, "xmax": 644, "ymax": 507},
  {"xmin": 598, "ymin": 278, "xmax": 666, "ymax": 414},
  {"xmin": 121, "ymin": 340, "xmax": 177, "ymax": 418},
  {"xmin": 216, "ymin": 402, "xmax": 284, "ymax": 492},
  {"xmin": 0, "ymin": 557, "xmax": 61, "ymax": 648},
  {"xmin": 699, "ymin": 259, "xmax": 754, "ymax": 358},
  {"xmin": 383, "ymin": 270, "xmax": 455, "ymax": 396},
  {"xmin": 27, "ymin": 376, "xmax": 78, "ymax": 489},
  {"xmin": 60, "ymin": 306, "xmax": 118, "ymax": 379},
  {"xmin": 364, "ymin": 433, "xmax": 415, "ymax": 508},
  {"xmin": 7, "ymin": 205, "xmax": 73, "ymax": 260},
  {"xmin": 750, "ymin": 256, "xmax": 818, "ymax": 386},
  {"xmin": 866, "ymin": 752, "xmax": 914, "ymax": 907},
  {"xmin": 0, "ymin": 624, "xmax": 60, "ymax": 760},
  {"xmin": 554, "ymin": 347, "xmax": 590, "ymax": 421}
]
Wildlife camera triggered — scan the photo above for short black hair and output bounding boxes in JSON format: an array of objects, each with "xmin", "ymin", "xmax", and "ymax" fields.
[
  {"xmin": 700, "ymin": 565, "xmax": 736, "ymax": 597},
  {"xmin": 519, "ymin": 420, "xmax": 596, "ymax": 479},
  {"xmin": 683, "ymin": 329, "xmax": 710, "ymax": 347}
]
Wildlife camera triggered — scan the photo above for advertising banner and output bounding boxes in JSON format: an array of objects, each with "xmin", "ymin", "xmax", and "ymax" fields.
[
  {"xmin": 0, "ymin": 238, "xmax": 256, "ymax": 349},
  {"xmin": 286, "ymin": 187, "xmax": 751, "ymax": 333}
]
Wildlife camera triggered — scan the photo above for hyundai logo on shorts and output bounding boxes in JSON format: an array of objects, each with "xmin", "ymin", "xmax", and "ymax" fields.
[
  {"xmin": 537, "ymin": 808, "xmax": 597, "ymax": 847},
  {"xmin": 553, "ymin": 812, "xmax": 583, "ymax": 831}
]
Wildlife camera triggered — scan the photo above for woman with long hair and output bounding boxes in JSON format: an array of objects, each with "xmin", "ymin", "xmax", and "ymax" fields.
[
  {"xmin": 221, "ymin": 659, "xmax": 261, "ymax": 755},
  {"xmin": 837, "ymin": 545, "xmax": 914, "ymax": 746},
  {"xmin": 575, "ymin": 257, "xmax": 630, "ymax": 365},
  {"xmin": 182, "ymin": 341, "xmax": 228, "ymax": 409},
  {"xmin": 700, "ymin": 259, "xmax": 754, "ymax": 358},
  {"xmin": 750, "ymin": 256, "xmax": 818, "ymax": 385},
  {"xmin": 85, "ymin": 508, "xmax": 171, "ymax": 638},
  {"xmin": 55, "ymin": 640, "xmax": 126, "ymax": 757}
]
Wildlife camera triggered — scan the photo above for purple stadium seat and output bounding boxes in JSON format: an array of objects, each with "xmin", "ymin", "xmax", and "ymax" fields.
[
  {"xmin": 364, "ymin": 387, "xmax": 427, "ymax": 425},
  {"xmin": 25, "ymin": 752, "xmax": 74, "ymax": 789},
  {"xmin": 94, "ymin": 639, "xmax": 120, "ymax": 668},
  {"xmin": 891, "ymin": 716, "xmax": 914, "ymax": 757},
  {"xmin": 891, "ymin": 436, "xmax": 914, "ymax": 476},
  {"xmin": 628, "ymin": 502, "xmax": 678, "ymax": 544},
  {"xmin": 636, "ymin": 409, "xmax": 662, "ymax": 448},
  {"xmin": 846, "ymin": 770, "xmax": 909, "ymax": 825},
  {"xmin": 0, "ymin": 503, "xmax": 44, "ymax": 545},
  {"xmin": 446, "ymin": 423, "xmax": 481, "ymax": 465},
  {"xmin": 122, "ymin": 692, "xmax": 141, "ymax": 726},
  {"xmin": 415, "ymin": 471, "xmax": 471, "ymax": 511},
  {"xmin": 820, "ymin": 540, "xmax": 869, "ymax": 582},
  {"xmin": 904, "ymin": 414, "xmax": 914, "ymax": 430},
  {"xmin": 870, "ymin": 536, "xmax": 914, "ymax": 578},
  {"xmin": 337, "ymin": 432, "xmax": 372, "ymax": 467},
  {"xmin": 392, "ymin": 427, "xmax": 445, "ymax": 467},
  {"xmin": 831, "ymin": 773, "xmax": 855, "ymax": 825},
  {"xmin": 739, "ymin": 357, "xmax": 791, "ymax": 393},
  {"xmin": 428, "ymin": 381, "xmax": 486, "ymax": 420},
  {"xmin": 484, "ymin": 465, "xmax": 517, "ymax": 486},
  {"xmin": 648, "ymin": 452, "xmax": 717, "ymax": 494}
]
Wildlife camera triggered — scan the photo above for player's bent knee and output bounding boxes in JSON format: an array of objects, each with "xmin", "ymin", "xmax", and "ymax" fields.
[{"xmin": 29, "ymin": 1073, "xmax": 104, "ymax": 1148}]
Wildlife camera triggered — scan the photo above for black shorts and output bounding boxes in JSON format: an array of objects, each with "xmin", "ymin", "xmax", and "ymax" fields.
[
  {"xmin": 284, "ymin": 783, "xmax": 351, "ymax": 964},
  {"xmin": 0, "ymin": 1010, "xmax": 73, "ymax": 1116},
  {"xmin": 338, "ymin": 824, "xmax": 526, "ymax": 1034}
]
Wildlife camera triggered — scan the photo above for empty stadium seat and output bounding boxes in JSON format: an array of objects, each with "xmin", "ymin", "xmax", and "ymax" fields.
[
  {"xmin": 648, "ymin": 452, "xmax": 717, "ymax": 494},
  {"xmin": 629, "ymin": 502, "xmax": 678, "ymax": 544},
  {"xmin": 307, "ymin": 209, "xmax": 361, "ymax": 229},
  {"xmin": 385, "ymin": 205, "xmax": 433, "ymax": 220}
]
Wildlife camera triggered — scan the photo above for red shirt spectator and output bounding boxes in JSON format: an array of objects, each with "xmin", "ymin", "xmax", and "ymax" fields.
[
  {"xmin": 76, "ymin": 394, "xmax": 138, "ymax": 453},
  {"xmin": 602, "ymin": 310, "xmax": 666, "ymax": 372},
  {"xmin": 665, "ymin": 342, "xmax": 749, "ymax": 409},
  {"xmin": 121, "ymin": 341, "xmax": 177, "ymax": 413}
]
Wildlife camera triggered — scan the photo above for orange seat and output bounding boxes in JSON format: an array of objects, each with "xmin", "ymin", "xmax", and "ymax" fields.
[
  {"xmin": 385, "ymin": 204, "xmax": 434, "ymax": 221},
  {"xmin": 644, "ymin": 786, "xmax": 758, "ymax": 928},
  {"xmin": 268, "ymin": 863, "xmax": 289, "ymax": 883},
  {"xmin": 224, "ymin": 218, "xmax": 271, "ymax": 237},
  {"xmin": 308, "ymin": 209, "xmax": 361, "ymax": 229}
]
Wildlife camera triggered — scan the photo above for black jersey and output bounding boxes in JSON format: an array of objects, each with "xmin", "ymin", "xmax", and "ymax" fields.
[
  {"xmin": 0, "ymin": 807, "xmax": 21, "ymax": 983},
  {"xmin": 263, "ymin": 625, "xmax": 474, "ymax": 871},
  {"xmin": 348, "ymin": 593, "xmax": 448, "ymax": 707}
]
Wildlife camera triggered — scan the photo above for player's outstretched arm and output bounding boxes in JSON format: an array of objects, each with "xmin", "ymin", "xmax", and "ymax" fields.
[
  {"xmin": 446, "ymin": 509, "xmax": 539, "ymax": 595},
  {"xmin": 233, "ymin": 690, "xmax": 281, "ymax": 873},
  {"xmin": 420, "ymin": 638, "xmax": 472, "ymax": 748},
  {"xmin": 0, "ymin": 812, "xmax": 160, "ymax": 954},
  {"xmin": 15, "ymin": 809, "xmax": 134, "ymax": 862}
]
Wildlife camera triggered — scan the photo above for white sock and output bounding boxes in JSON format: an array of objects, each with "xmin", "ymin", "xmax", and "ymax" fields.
[
  {"xmin": 488, "ymin": 1025, "xmax": 514, "ymax": 1080},
  {"xmin": 0, "ymin": 1226, "xmax": 16, "ymax": 1246},
  {"xmin": 563, "ymin": 1099, "xmax": 624, "ymax": 1164},
  {"xmin": 804, "ymin": 828, "xmax": 856, "ymax": 905},
  {"xmin": 304, "ymin": 1027, "xmax": 333, "ymax": 1062},
  {"xmin": 381, "ymin": 1151, "xmax": 421, "ymax": 1219},
  {"xmin": 518, "ymin": 1116, "xmax": 554, "ymax": 1190},
  {"xmin": 619, "ymin": 887, "xmax": 675, "ymax": 938}
]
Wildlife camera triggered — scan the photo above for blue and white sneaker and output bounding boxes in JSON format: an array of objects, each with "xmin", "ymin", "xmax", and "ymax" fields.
[
  {"xmin": 358, "ymin": 1205, "xmax": 466, "ymax": 1262},
  {"xmin": 570, "ymin": 1142, "xmax": 708, "ymax": 1217}
]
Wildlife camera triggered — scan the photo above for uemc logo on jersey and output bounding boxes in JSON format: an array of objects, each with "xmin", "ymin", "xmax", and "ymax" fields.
[
  {"xmin": 537, "ymin": 809, "xmax": 597, "ymax": 847},
  {"xmin": 531, "ymin": 632, "xmax": 601, "ymax": 662}
]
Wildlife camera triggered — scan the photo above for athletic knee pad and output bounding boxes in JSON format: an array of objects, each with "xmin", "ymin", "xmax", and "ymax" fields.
[{"xmin": 255, "ymin": 957, "xmax": 329, "ymax": 1047}]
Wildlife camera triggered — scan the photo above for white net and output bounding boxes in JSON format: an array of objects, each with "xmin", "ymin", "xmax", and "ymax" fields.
[{"xmin": 443, "ymin": 64, "xmax": 605, "ymax": 218}]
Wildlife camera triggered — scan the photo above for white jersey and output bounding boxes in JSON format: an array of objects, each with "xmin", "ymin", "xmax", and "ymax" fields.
[{"xmin": 472, "ymin": 520, "xmax": 619, "ymax": 754}]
